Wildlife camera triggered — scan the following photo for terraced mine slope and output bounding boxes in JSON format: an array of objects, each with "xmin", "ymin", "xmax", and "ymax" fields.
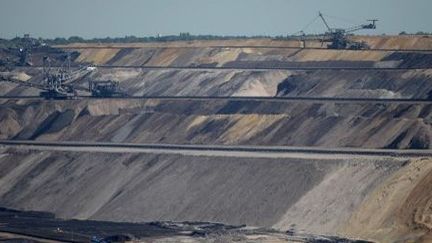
[
  {"xmin": 1, "ymin": 99, "xmax": 432, "ymax": 149},
  {"xmin": 2, "ymin": 39, "xmax": 432, "ymax": 99},
  {"xmin": 1, "ymin": 37, "xmax": 432, "ymax": 242},
  {"xmin": 57, "ymin": 35, "xmax": 432, "ymax": 50},
  {"xmin": 4, "ymin": 67, "xmax": 432, "ymax": 99},
  {"xmin": 0, "ymin": 147, "xmax": 431, "ymax": 242},
  {"xmin": 60, "ymin": 45, "xmax": 432, "ymax": 70}
]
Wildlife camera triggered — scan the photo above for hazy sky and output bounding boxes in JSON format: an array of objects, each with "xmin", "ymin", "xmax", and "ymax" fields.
[{"xmin": 0, "ymin": 0, "xmax": 430, "ymax": 39}]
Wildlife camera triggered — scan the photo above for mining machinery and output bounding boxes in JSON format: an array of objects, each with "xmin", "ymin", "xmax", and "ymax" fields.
[
  {"xmin": 42, "ymin": 57, "xmax": 126, "ymax": 98},
  {"xmin": 295, "ymin": 12, "xmax": 378, "ymax": 50},
  {"xmin": 0, "ymin": 69, "xmax": 76, "ymax": 99},
  {"xmin": 1, "ymin": 59, "xmax": 127, "ymax": 99},
  {"xmin": 4, "ymin": 53, "xmax": 92, "ymax": 99},
  {"xmin": 39, "ymin": 54, "xmax": 78, "ymax": 99},
  {"xmin": 318, "ymin": 12, "xmax": 378, "ymax": 50},
  {"xmin": 88, "ymin": 80, "xmax": 127, "ymax": 97}
]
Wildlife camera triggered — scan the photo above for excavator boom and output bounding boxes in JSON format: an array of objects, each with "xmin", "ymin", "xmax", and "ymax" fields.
[
  {"xmin": 315, "ymin": 12, "xmax": 378, "ymax": 49},
  {"xmin": 318, "ymin": 12, "xmax": 332, "ymax": 33}
]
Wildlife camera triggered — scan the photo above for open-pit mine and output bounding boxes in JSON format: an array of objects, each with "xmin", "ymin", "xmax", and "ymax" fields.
[{"xmin": 1, "ymin": 36, "xmax": 432, "ymax": 242}]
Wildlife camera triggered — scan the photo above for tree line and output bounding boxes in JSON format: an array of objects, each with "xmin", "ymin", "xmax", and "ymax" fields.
[{"xmin": 1, "ymin": 31, "xmax": 431, "ymax": 49}]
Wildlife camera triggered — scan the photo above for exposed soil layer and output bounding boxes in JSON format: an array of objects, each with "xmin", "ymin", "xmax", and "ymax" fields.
[
  {"xmin": 1, "ymin": 99, "xmax": 432, "ymax": 149},
  {"xmin": 4, "ymin": 69, "xmax": 432, "ymax": 100},
  {"xmin": 1, "ymin": 37, "xmax": 432, "ymax": 243},
  {"xmin": 3, "ymin": 39, "xmax": 432, "ymax": 99},
  {"xmin": 0, "ymin": 148, "xmax": 410, "ymax": 241},
  {"xmin": 0, "ymin": 148, "xmax": 430, "ymax": 242},
  {"xmin": 57, "ymin": 36, "xmax": 432, "ymax": 50},
  {"xmin": 70, "ymin": 46, "xmax": 432, "ymax": 69},
  {"xmin": 342, "ymin": 158, "xmax": 432, "ymax": 242}
]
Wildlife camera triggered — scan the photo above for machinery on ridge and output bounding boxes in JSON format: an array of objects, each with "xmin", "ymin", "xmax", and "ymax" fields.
[
  {"xmin": 89, "ymin": 80, "xmax": 127, "ymax": 98},
  {"xmin": 1, "ymin": 60, "xmax": 127, "ymax": 99},
  {"xmin": 1, "ymin": 53, "xmax": 91, "ymax": 99},
  {"xmin": 296, "ymin": 12, "xmax": 378, "ymax": 50},
  {"xmin": 318, "ymin": 12, "xmax": 378, "ymax": 50},
  {"xmin": 39, "ymin": 54, "xmax": 77, "ymax": 99},
  {"xmin": 1, "ymin": 41, "xmax": 127, "ymax": 99}
]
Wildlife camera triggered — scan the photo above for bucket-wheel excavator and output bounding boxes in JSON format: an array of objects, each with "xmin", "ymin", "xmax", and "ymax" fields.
[
  {"xmin": 296, "ymin": 12, "xmax": 378, "ymax": 50},
  {"xmin": 318, "ymin": 12, "xmax": 378, "ymax": 50},
  {"xmin": 1, "ymin": 53, "xmax": 127, "ymax": 99},
  {"xmin": 1, "ymin": 53, "xmax": 93, "ymax": 99},
  {"xmin": 39, "ymin": 54, "xmax": 77, "ymax": 99}
]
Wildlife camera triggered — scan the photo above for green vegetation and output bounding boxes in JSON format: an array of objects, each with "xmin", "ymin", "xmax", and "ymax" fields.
[
  {"xmin": 0, "ymin": 33, "xmax": 295, "ymax": 47},
  {"xmin": 1, "ymin": 31, "xmax": 431, "ymax": 48},
  {"xmin": 44, "ymin": 33, "xmax": 278, "ymax": 45},
  {"xmin": 399, "ymin": 31, "xmax": 432, "ymax": 36}
]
